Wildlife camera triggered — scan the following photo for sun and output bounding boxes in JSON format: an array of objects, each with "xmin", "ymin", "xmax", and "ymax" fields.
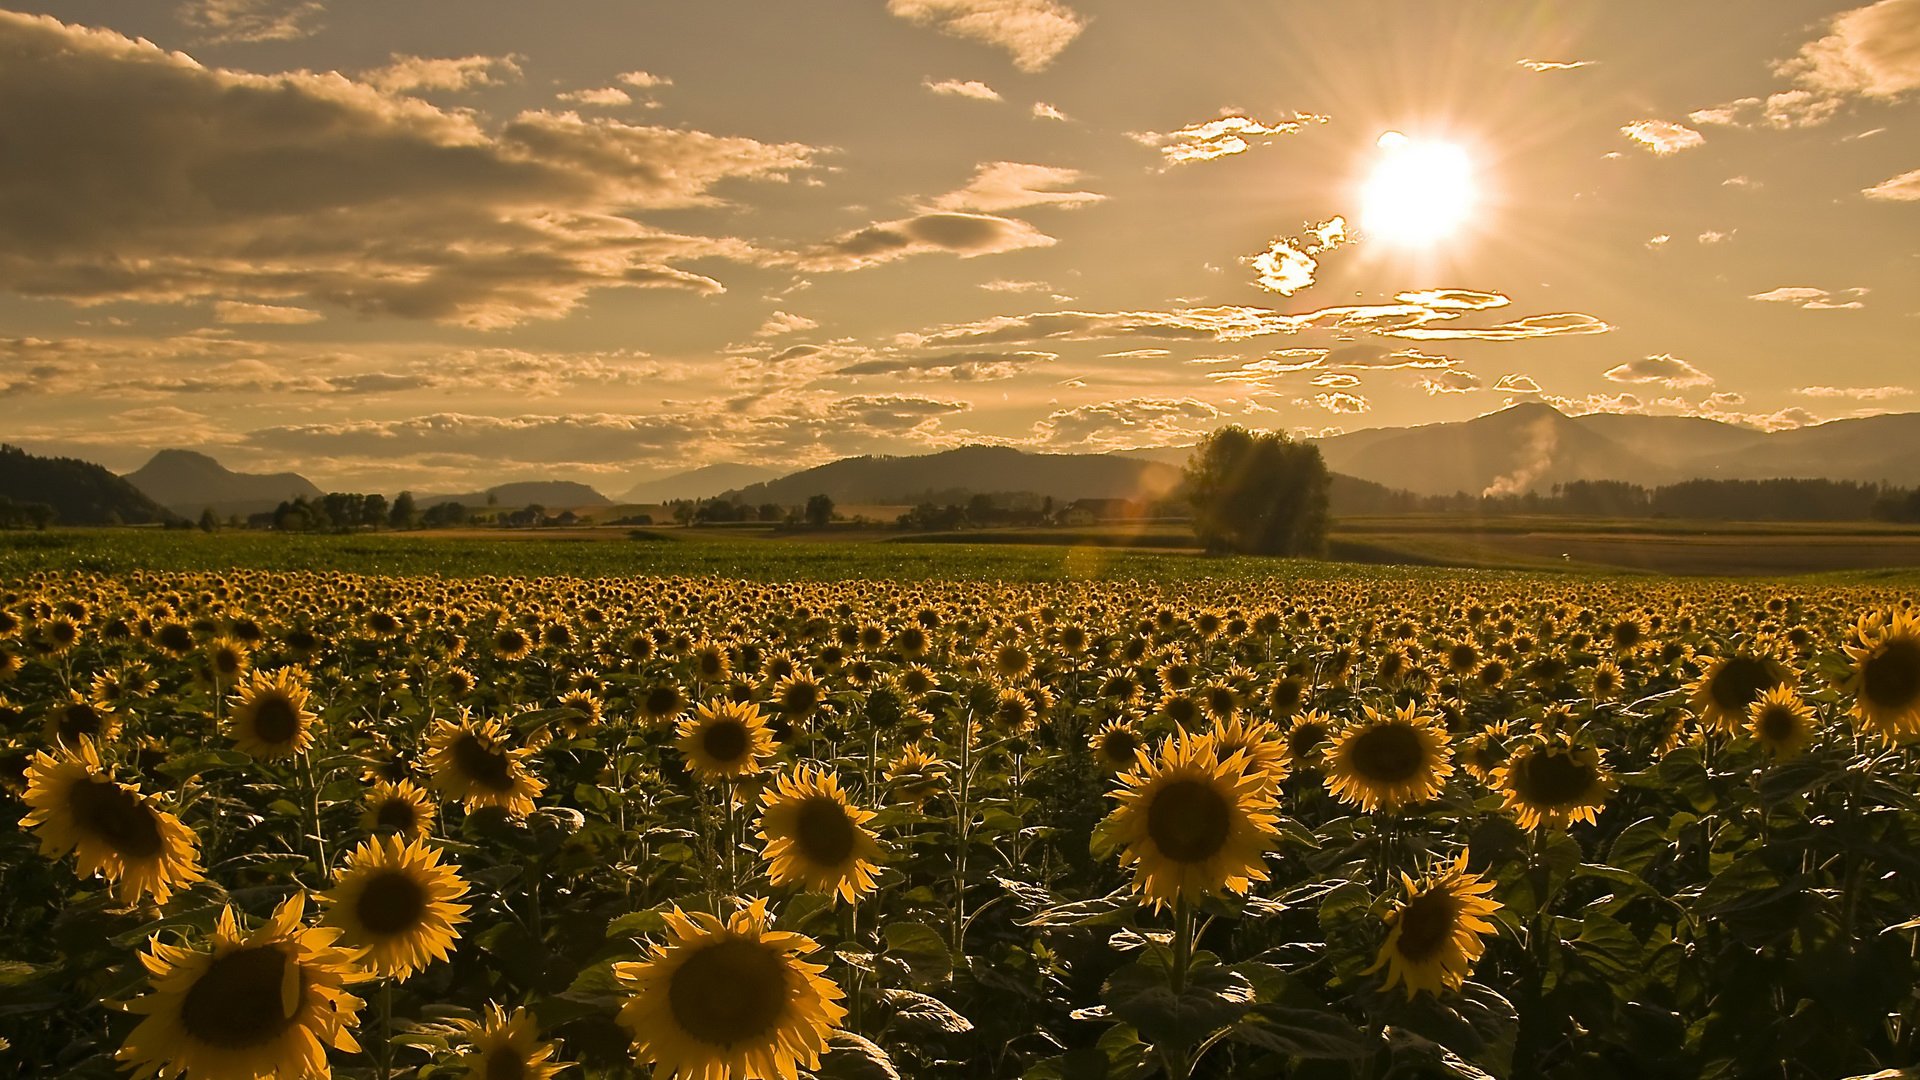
[{"xmin": 1361, "ymin": 131, "xmax": 1476, "ymax": 246}]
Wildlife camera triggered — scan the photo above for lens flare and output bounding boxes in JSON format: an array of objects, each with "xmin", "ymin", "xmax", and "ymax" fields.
[{"xmin": 1361, "ymin": 132, "xmax": 1475, "ymax": 247}]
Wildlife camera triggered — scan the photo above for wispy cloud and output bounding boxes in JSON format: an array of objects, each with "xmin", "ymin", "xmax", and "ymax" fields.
[
  {"xmin": 929, "ymin": 162, "xmax": 1104, "ymax": 213},
  {"xmin": 1129, "ymin": 113, "xmax": 1330, "ymax": 165},
  {"xmin": 1779, "ymin": 0, "xmax": 1920, "ymax": 98},
  {"xmin": 1604, "ymin": 353, "xmax": 1715, "ymax": 388},
  {"xmin": 1864, "ymin": 168, "xmax": 1920, "ymax": 201},
  {"xmin": 1517, "ymin": 58, "xmax": 1597, "ymax": 72},
  {"xmin": 923, "ymin": 77, "xmax": 1001, "ymax": 101},
  {"xmin": 1620, "ymin": 120, "xmax": 1705, "ymax": 155},
  {"xmin": 1748, "ymin": 286, "xmax": 1867, "ymax": 310},
  {"xmin": 361, "ymin": 54, "xmax": 522, "ymax": 95},
  {"xmin": 887, "ymin": 0, "xmax": 1087, "ymax": 72},
  {"xmin": 177, "ymin": 0, "xmax": 322, "ymax": 44}
]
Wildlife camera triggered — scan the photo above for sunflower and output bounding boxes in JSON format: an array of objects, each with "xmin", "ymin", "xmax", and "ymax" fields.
[
  {"xmin": 756, "ymin": 766, "xmax": 885, "ymax": 905},
  {"xmin": 883, "ymin": 743, "xmax": 948, "ymax": 804},
  {"xmin": 425, "ymin": 715, "xmax": 546, "ymax": 817},
  {"xmin": 1748, "ymin": 685, "xmax": 1819, "ymax": 759},
  {"xmin": 1843, "ymin": 612, "xmax": 1920, "ymax": 738},
  {"xmin": 226, "ymin": 667, "xmax": 318, "ymax": 761},
  {"xmin": 43, "ymin": 690, "xmax": 122, "ymax": 746},
  {"xmin": 117, "ymin": 893, "xmax": 368, "ymax": 1080},
  {"xmin": 452, "ymin": 1005, "xmax": 568, "ymax": 1080},
  {"xmin": 1491, "ymin": 736, "xmax": 1615, "ymax": 830},
  {"xmin": 1103, "ymin": 730, "xmax": 1279, "ymax": 909},
  {"xmin": 676, "ymin": 698, "xmax": 777, "ymax": 782},
  {"xmin": 1364, "ymin": 851, "xmax": 1501, "ymax": 1000},
  {"xmin": 1279, "ymin": 710, "xmax": 1334, "ymax": 771},
  {"xmin": 1689, "ymin": 650, "xmax": 1793, "ymax": 734},
  {"xmin": 640, "ymin": 680, "xmax": 690, "ymax": 727},
  {"xmin": 1209, "ymin": 716, "xmax": 1288, "ymax": 789},
  {"xmin": 1090, "ymin": 718, "xmax": 1144, "ymax": 772},
  {"xmin": 21, "ymin": 739, "xmax": 203, "ymax": 904},
  {"xmin": 1457, "ymin": 720, "xmax": 1515, "ymax": 784},
  {"xmin": 1323, "ymin": 704, "xmax": 1454, "ymax": 813},
  {"xmin": 359, "ymin": 779, "xmax": 438, "ymax": 841},
  {"xmin": 769, "ymin": 673, "xmax": 826, "ymax": 725},
  {"xmin": 320, "ymin": 835, "xmax": 469, "ymax": 980},
  {"xmin": 553, "ymin": 689, "xmax": 602, "ymax": 736},
  {"xmin": 614, "ymin": 898, "xmax": 845, "ymax": 1080}
]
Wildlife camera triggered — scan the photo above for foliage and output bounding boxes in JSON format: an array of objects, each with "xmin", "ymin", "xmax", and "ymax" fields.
[
  {"xmin": 0, "ymin": 443, "xmax": 174, "ymax": 526},
  {"xmin": 1184, "ymin": 427, "xmax": 1332, "ymax": 556}
]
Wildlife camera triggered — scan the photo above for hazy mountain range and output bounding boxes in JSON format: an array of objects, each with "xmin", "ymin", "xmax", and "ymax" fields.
[{"xmin": 102, "ymin": 404, "xmax": 1920, "ymax": 518}]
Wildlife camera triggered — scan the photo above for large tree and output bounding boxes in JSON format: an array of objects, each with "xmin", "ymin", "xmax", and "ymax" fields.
[{"xmin": 1183, "ymin": 426, "xmax": 1331, "ymax": 556}]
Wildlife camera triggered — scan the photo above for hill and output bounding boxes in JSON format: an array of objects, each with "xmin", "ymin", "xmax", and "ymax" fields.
[
  {"xmin": 1314, "ymin": 404, "xmax": 1920, "ymax": 496},
  {"xmin": 620, "ymin": 463, "xmax": 781, "ymax": 504},
  {"xmin": 124, "ymin": 449, "xmax": 323, "ymax": 518},
  {"xmin": 726, "ymin": 446, "xmax": 1182, "ymax": 505},
  {"xmin": 0, "ymin": 444, "xmax": 175, "ymax": 526},
  {"xmin": 419, "ymin": 481, "xmax": 612, "ymax": 510}
]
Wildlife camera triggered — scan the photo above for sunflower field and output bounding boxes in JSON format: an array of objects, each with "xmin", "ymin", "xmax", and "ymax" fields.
[{"xmin": 4, "ymin": 565, "xmax": 1920, "ymax": 1079}]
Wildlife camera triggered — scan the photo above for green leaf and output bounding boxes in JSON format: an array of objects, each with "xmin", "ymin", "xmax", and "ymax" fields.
[
  {"xmin": 880, "ymin": 988, "xmax": 972, "ymax": 1033},
  {"xmin": 1608, "ymin": 816, "xmax": 1668, "ymax": 877},
  {"xmin": 605, "ymin": 909, "xmax": 666, "ymax": 941},
  {"xmin": 1101, "ymin": 949, "xmax": 1255, "ymax": 1051},
  {"xmin": 816, "ymin": 1031, "xmax": 902, "ymax": 1080},
  {"xmin": 1024, "ymin": 888, "xmax": 1134, "ymax": 928},
  {"xmin": 1229, "ymin": 1004, "xmax": 1374, "ymax": 1060},
  {"xmin": 882, "ymin": 921, "xmax": 953, "ymax": 985}
]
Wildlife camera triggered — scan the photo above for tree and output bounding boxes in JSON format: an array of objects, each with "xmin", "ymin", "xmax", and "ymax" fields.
[
  {"xmin": 389, "ymin": 491, "xmax": 418, "ymax": 529},
  {"xmin": 804, "ymin": 493, "xmax": 835, "ymax": 527},
  {"xmin": 1183, "ymin": 426, "xmax": 1330, "ymax": 556},
  {"xmin": 198, "ymin": 507, "xmax": 219, "ymax": 532}
]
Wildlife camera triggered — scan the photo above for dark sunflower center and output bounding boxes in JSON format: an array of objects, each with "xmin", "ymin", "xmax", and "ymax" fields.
[
  {"xmin": 1100, "ymin": 730, "xmax": 1139, "ymax": 761},
  {"xmin": 1288, "ymin": 723, "xmax": 1327, "ymax": 759},
  {"xmin": 701, "ymin": 719, "xmax": 751, "ymax": 764},
  {"xmin": 1513, "ymin": 750, "xmax": 1597, "ymax": 806},
  {"xmin": 645, "ymin": 686, "xmax": 684, "ymax": 717},
  {"xmin": 1708, "ymin": 656, "xmax": 1779, "ymax": 713},
  {"xmin": 67, "ymin": 777, "xmax": 165, "ymax": 858},
  {"xmin": 1394, "ymin": 890, "xmax": 1463, "ymax": 962},
  {"xmin": 1271, "ymin": 679, "xmax": 1304, "ymax": 711},
  {"xmin": 1163, "ymin": 697, "xmax": 1199, "ymax": 726},
  {"xmin": 1145, "ymin": 778, "xmax": 1232, "ymax": 863},
  {"xmin": 179, "ymin": 945, "xmax": 301, "ymax": 1049},
  {"xmin": 356, "ymin": 869, "xmax": 428, "ymax": 935},
  {"xmin": 793, "ymin": 796, "xmax": 857, "ymax": 866},
  {"xmin": 668, "ymin": 938, "xmax": 790, "ymax": 1047},
  {"xmin": 375, "ymin": 798, "xmax": 419, "ymax": 832},
  {"xmin": 1863, "ymin": 638, "xmax": 1920, "ymax": 710},
  {"xmin": 250, "ymin": 695, "xmax": 302, "ymax": 745},
  {"xmin": 451, "ymin": 733, "xmax": 516, "ymax": 792},
  {"xmin": 781, "ymin": 683, "xmax": 821, "ymax": 715},
  {"xmin": 1347, "ymin": 723, "xmax": 1427, "ymax": 783},
  {"xmin": 1756, "ymin": 704, "xmax": 1801, "ymax": 744},
  {"xmin": 485, "ymin": 1047, "xmax": 529, "ymax": 1080},
  {"xmin": 59, "ymin": 703, "xmax": 104, "ymax": 741}
]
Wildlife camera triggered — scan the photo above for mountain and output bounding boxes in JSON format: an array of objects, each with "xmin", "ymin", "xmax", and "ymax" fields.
[
  {"xmin": 124, "ymin": 449, "xmax": 323, "ymax": 517},
  {"xmin": 726, "ymin": 446, "xmax": 1183, "ymax": 505},
  {"xmin": 1, "ymin": 444, "xmax": 176, "ymax": 525},
  {"xmin": 620, "ymin": 463, "xmax": 782, "ymax": 504},
  {"xmin": 418, "ymin": 481, "xmax": 612, "ymax": 509},
  {"xmin": 1311, "ymin": 404, "xmax": 1920, "ymax": 496}
]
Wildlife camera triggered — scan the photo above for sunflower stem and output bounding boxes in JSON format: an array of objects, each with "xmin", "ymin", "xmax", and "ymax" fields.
[
  {"xmin": 1171, "ymin": 893, "xmax": 1191, "ymax": 997},
  {"xmin": 300, "ymin": 751, "xmax": 328, "ymax": 876},
  {"xmin": 377, "ymin": 978, "xmax": 394, "ymax": 1079}
]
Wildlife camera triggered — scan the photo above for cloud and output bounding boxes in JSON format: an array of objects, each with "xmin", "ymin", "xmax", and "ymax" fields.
[
  {"xmin": 1387, "ymin": 312, "xmax": 1614, "ymax": 341},
  {"xmin": 1035, "ymin": 397, "xmax": 1220, "ymax": 450},
  {"xmin": 1493, "ymin": 374, "xmax": 1543, "ymax": 394},
  {"xmin": 796, "ymin": 212, "xmax": 1055, "ymax": 271},
  {"xmin": 178, "ymin": 0, "xmax": 322, "ymax": 44},
  {"xmin": 1748, "ymin": 286, "xmax": 1867, "ymax": 310},
  {"xmin": 1309, "ymin": 391, "xmax": 1369, "ymax": 414},
  {"xmin": 1646, "ymin": 234, "xmax": 1671, "ymax": 249},
  {"xmin": 214, "ymin": 301, "xmax": 324, "ymax": 325},
  {"xmin": 1796, "ymin": 384, "xmax": 1911, "ymax": 399},
  {"xmin": 619, "ymin": 71, "xmax": 672, "ymax": 90},
  {"xmin": 1394, "ymin": 289, "xmax": 1510, "ymax": 312},
  {"xmin": 1688, "ymin": 90, "xmax": 1842, "ymax": 129},
  {"xmin": 886, "ymin": 0, "xmax": 1087, "ymax": 72},
  {"xmin": 1864, "ymin": 168, "xmax": 1920, "ymax": 200},
  {"xmin": 1779, "ymin": 0, "xmax": 1920, "ymax": 98},
  {"xmin": 1032, "ymin": 102, "xmax": 1069, "ymax": 121},
  {"xmin": 0, "ymin": 12, "xmax": 820, "ymax": 328},
  {"xmin": 558, "ymin": 87, "xmax": 633, "ymax": 107},
  {"xmin": 754, "ymin": 311, "xmax": 818, "ymax": 338},
  {"xmin": 929, "ymin": 162, "xmax": 1104, "ymax": 212},
  {"xmin": 923, "ymin": 77, "xmax": 1002, "ymax": 101},
  {"xmin": 1603, "ymin": 353, "xmax": 1715, "ymax": 388},
  {"xmin": 1697, "ymin": 230, "xmax": 1732, "ymax": 244},
  {"xmin": 1129, "ymin": 113, "xmax": 1330, "ymax": 165},
  {"xmin": 361, "ymin": 55, "xmax": 523, "ymax": 95},
  {"xmin": 1620, "ymin": 120, "xmax": 1706, "ymax": 155},
  {"xmin": 1309, "ymin": 372, "xmax": 1360, "ymax": 389},
  {"xmin": 1518, "ymin": 58, "xmax": 1597, "ymax": 72},
  {"xmin": 979, "ymin": 278, "xmax": 1051, "ymax": 292},
  {"xmin": 839, "ymin": 350, "xmax": 1055, "ymax": 381},
  {"xmin": 1246, "ymin": 217, "xmax": 1348, "ymax": 297},
  {"xmin": 1421, "ymin": 369, "xmax": 1483, "ymax": 395}
]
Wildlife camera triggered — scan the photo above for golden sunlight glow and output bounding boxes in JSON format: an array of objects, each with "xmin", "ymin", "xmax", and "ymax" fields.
[{"xmin": 1361, "ymin": 132, "xmax": 1475, "ymax": 247}]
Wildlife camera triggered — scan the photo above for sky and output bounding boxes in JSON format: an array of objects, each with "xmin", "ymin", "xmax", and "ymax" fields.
[{"xmin": 1, "ymin": 0, "xmax": 1916, "ymax": 493}]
